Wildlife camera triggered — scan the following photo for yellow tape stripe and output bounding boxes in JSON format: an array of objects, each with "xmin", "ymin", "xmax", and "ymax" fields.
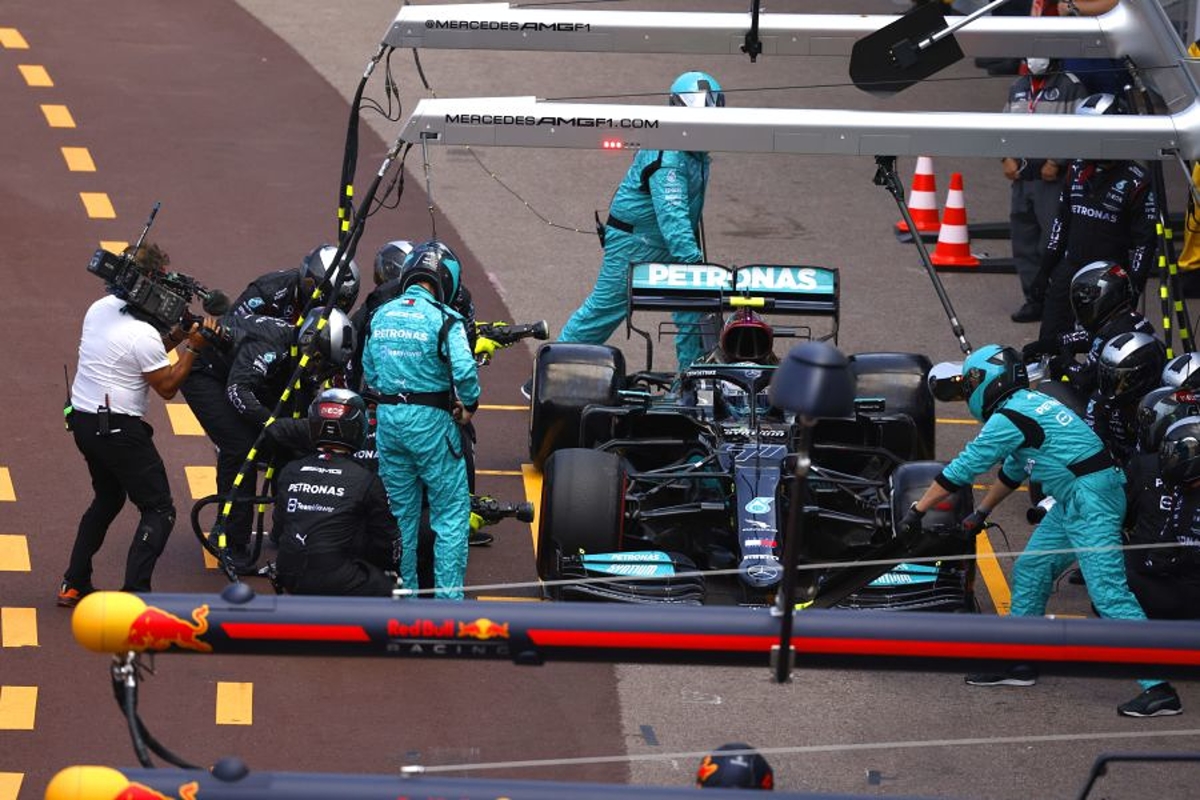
[
  {"xmin": 477, "ymin": 469, "xmax": 523, "ymax": 477},
  {"xmin": 40, "ymin": 103, "xmax": 74, "ymax": 127},
  {"xmin": 0, "ymin": 686, "xmax": 37, "ymax": 730},
  {"xmin": 975, "ymin": 530, "xmax": 1012, "ymax": 615},
  {"xmin": 0, "ymin": 469, "xmax": 13, "ymax": 501},
  {"xmin": 1, "ymin": 608, "xmax": 37, "ymax": 648},
  {"xmin": 17, "ymin": 64, "xmax": 51, "ymax": 87},
  {"xmin": 0, "ymin": 773, "xmax": 23, "ymax": 800},
  {"xmin": 479, "ymin": 404, "xmax": 529, "ymax": 412},
  {"xmin": 0, "ymin": 536, "xmax": 30, "ymax": 572},
  {"xmin": 215, "ymin": 682, "xmax": 253, "ymax": 725},
  {"xmin": 0, "ymin": 28, "xmax": 29, "ymax": 48}
]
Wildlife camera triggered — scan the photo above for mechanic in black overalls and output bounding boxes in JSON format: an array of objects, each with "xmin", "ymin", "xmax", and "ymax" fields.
[
  {"xmin": 1030, "ymin": 93, "xmax": 1158, "ymax": 346},
  {"xmin": 1085, "ymin": 330, "xmax": 1166, "ymax": 467},
  {"xmin": 273, "ymin": 388, "xmax": 399, "ymax": 596},
  {"xmin": 230, "ymin": 244, "xmax": 360, "ymax": 323},
  {"xmin": 1125, "ymin": 408, "xmax": 1200, "ymax": 620}
]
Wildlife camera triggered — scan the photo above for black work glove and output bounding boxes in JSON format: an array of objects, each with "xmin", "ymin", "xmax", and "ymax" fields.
[
  {"xmin": 898, "ymin": 502, "xmax": 925, "ymax": 540},
  {"xmin": 961, "ymin": 508, "xmax": 990, "ymax": 537},
  {"xmin": 1047, "ymin": 354, "xmax": 1072, "ymax": 381}
]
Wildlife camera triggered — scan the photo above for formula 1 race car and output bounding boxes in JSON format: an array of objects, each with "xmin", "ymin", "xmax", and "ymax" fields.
[{"xmin": 530, "ymin": 262, "xmax": 977, "ymax": 609}]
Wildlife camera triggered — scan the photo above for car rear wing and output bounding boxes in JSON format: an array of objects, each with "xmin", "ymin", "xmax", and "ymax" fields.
[{"xmin": 627, "ymin": 261, "xmax": 840, "ymax": 316}]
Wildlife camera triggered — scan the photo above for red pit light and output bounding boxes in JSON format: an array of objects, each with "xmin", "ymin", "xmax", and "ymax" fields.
[{"xmin": 601, "ymin": 139, "xmax": 625, "ymax": 150}]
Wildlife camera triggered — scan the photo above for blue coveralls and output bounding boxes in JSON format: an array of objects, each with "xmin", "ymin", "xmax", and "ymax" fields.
[
  {"xmin": 559, "ymin": 149, "xmax": 710, "ymax": 370},
  {"xmin": 363, "ymin": 285, "xmax": 480, "ymax": 600},
  {"xmin": 940, "ymin": 389, "xmax": 1160, "ymax": 691}
]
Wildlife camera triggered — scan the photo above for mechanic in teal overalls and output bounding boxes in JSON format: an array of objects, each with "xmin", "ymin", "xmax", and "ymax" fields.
[
  {"xmin": 900, "ymin": 344, "xmax": 1181, "ymax": 717},
  {"xmin": 541, "ymin": 72, "xmax": 722, "ymax": 387},
  {"xmin": 363, "ymin": 241, "xmax": 480, "ymax": 600}
]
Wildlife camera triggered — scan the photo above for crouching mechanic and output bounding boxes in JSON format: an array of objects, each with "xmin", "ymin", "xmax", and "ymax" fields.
[
  {"xmin": 273, "ymin": 388, "xmax": 399, "ymax": 596},
  {"xmin": 364, "ymin": 240, "xmax": 480, "ymax": 600},
  {"xmin": 901, "ymin": 344, "xmax": 1181, "ymax": 717}
]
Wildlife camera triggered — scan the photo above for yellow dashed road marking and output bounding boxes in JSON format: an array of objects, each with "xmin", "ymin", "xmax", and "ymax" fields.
[
  {"xmin": 185, "ymin": 466, "xmax": 217, "ymax": 498},
  {"xmin": 0, "ymin": 773, "xmax": 23, "ymax": 800},
  {"xmin": 17, "ymin": 64, "xmax": 52, "ymax": 87},
  {"xmin": 216, "ymin": 682, "xmax": 252, "ymax": 725},
  {"xmin": 100, "ymin": 240, "xmax": 128, "ymax": 254},
  {"xmin": 0, "ymin": 536, "xmax": 30, "ymax": 572},
  {"xmin": 0, "ymin": 28, "xmax": 29, "ymax": 49},
  {"xmin": 167, "ymin": 403, "xmax": 204, "ymax": 435},
  {"xmin": 976, "ymin": 530, "xmax": 1012, "ymax": 615},
  {"xmin": 521, "ymin": 463, "xmax": 543, "ymax": 558},
  {"xmin": 1, "ymin": 608, "xmax": 37, "ymax": 648},
  {"xmin": 79, "ymin": 192, "xmax": 116, "ymax": 219},
  {"xmin": 0, "ymin": 469, "xmax": 13, "ymax": 501},
  {"xmin": 477, "ymin": 469, "xmax": 523, "ymax": 477},
  {"xmin": 480, "ymin": 404, "xmax": 528, "ymax": 412},
  {"xmin": 40, "ymin": 104, "xmax": 74, "ymax": 128},
  {"xmin": 61, "ymin": 146, "xmax": 95, "ymax": 172},
  {"xmin": 0, "ymin": 686, "xmax": 36, "ymax": 730}
]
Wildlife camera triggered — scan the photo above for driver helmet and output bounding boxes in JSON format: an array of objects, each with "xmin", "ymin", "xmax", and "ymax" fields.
[
  {"xmin": 670, "ymin": 71, "xmax": 725, "ymax": 108},
  {"xmin": 297, "ymin": 307, "xmax": 356, "ymax": 379},
  {"xmin": 308, "ymin": 388, "xmax": 368, "ymax": 451},
  {"xmin": 720, "ymin": 310, "xmax": 774, "ymax": 363},
  {"xmin": 1097, "ymin": 331, "xmax": 1166, "ymax": 403},
  {"xmin": 962, "ymin": 344, "xmax": 1029, "ymax": 422},
  {"xmin": 1162, "ymin": 352, "xmax": 1200, "ymax": 391},
  {"xmin": 373, "ymin": 239, "xmax": 413, "ymax": 287},
  {"xmin": 1069, "ymin": 261, "xmax": 1134, "ymax": 334},
  {"xmin": 399, "ymin": 240, "xmax": 462, "ymax": 303},
  {"xmin": 1136, "ymin": 386, "xmax": 1200, "ymax": 454},
  {"xmin": 1076, "ymin": 92, "xmax": 1127, "ymax": 116},
  {"xmin": 300, "ymin": 244, "xmax": 360, "ymax": 312},
  {"xmin": 1159, "ymin": 415, "xmax": 1200, "ymax": 487},
  {"xmin": 697, "ymin": 743, "xmax": 774, "ymax": 790}
]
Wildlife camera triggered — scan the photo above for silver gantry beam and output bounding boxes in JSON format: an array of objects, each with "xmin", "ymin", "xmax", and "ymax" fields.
[{"xmin": 390, "ymin": 1, "xmax": 1200, "ymax": 160}]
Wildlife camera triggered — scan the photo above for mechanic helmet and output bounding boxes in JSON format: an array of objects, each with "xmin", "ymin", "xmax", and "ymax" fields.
[
  {"xmin": 1069, "ymin": 261, "xmax": 1134, "ymax": 334},
  {"xmin": 1159, "ymin": 415, "xmax": 1200, "ymax": 487},
  {"xmin": 1163, "ymin": 352, "xmax": 1200, "ymax": 390},
  {"xmin": 297, "ymin": 307, "xmax": 356, "ymax": 378},
  {"xmin": 670, "ymin": 71, "xmax": 725, "ymax": 108},
  {"xmin": 697, "ymin": 743, "xmax": 774, "ymax": 790},
  {"xmin": 373, "ymin": 239, "xmax": 414, "ymax": 287},
  {"xmin": 308, "ymin": 387, "xmax": 368, "ymax": 451},
  {"xmin": 962, "ymin": 344, "xmax": 1029, "ymax": 422},
  {"xmin": 1136, "ymin": 386, "xmax": 1200, "ymax": 454},
  {"xmin": 300, "ymin": 244, "xmax": 361, "ymax": 311},
  {"xmin": 399, "ymin": 240, "xmax": 461, "ymax": 303},
  {"xmin": 720, "ymin": 310, "xmax": 774, "ymax": 363},
  {"xmin": 1097, "ymin": 331, "xmax": 1167, "ymax": 403},
  {"xmin": 1076, "ymin": 92, "xmax": 1126, "ymax": 116}
]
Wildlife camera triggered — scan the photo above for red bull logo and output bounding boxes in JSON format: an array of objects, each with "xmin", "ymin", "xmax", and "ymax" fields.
[
  {"xmin": 457, "ymin": 617, "xmax": 509, "ymax": 640},
  {"xmin": 126, "ymin": 605, "xmax": 213, "ymax": 653},
  {"xmin": 386, "ymin": 618, "xmax": 455, "ymax": 638}
]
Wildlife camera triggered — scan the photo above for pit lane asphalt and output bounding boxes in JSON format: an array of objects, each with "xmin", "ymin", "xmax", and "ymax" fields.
[{"xmin": 3, "ymin": 1, "xmax": 1199, "ymax": 798}]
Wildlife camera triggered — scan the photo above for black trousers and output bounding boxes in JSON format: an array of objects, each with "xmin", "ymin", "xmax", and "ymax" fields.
[
  {"xmin": 67, "ymin": 411, "xmax": 176, "ymax": 592},
  {"xmin": 182, "ymin": 371, "xmax": 261, "ymax": 548}
]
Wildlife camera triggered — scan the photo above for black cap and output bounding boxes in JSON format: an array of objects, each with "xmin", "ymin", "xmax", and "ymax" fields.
[{"xmin": 697, "ymin": 743, "xmax": 774, "ymax": 790}]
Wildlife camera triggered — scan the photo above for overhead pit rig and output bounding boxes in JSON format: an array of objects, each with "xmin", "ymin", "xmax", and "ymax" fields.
[{"xmin": 380, "ymin": 0, "xmax": 1200, "ymax": 161}]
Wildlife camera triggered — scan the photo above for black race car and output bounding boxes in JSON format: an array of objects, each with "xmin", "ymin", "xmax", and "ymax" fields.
[{"xmin": 529, "ymin": 262, "xmax": 977, "ymax": 608}]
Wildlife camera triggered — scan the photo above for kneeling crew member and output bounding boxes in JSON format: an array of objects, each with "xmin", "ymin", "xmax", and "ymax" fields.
[{"xmin": 273, "ymin": 388, "xmax": 399, "ymax": 596}]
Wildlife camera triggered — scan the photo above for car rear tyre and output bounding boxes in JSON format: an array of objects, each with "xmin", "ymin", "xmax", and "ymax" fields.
[{"xmin": 529, "ymin": 343, "xmax": 625, "ymax": 470}]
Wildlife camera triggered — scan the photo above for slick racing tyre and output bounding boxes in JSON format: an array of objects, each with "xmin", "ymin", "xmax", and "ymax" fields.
[
  {"xmin": 529, "ymin": 343, "xmax": 625, "ymax": 470},
  {"xmin": 537, "ymin": 448, "xmax": 625, "ymax": 595},
  {"xmin": 850, "ymin": 351, "xmax": 936, "ymax": 461}
]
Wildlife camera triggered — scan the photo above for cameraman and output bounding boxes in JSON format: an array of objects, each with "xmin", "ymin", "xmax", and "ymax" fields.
[{"xmin": 60, "ymin": 242, "xmax": 218, "ymax": 606}]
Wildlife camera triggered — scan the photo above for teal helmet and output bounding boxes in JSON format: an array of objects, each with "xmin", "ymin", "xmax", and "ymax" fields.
[
  {"xmin": 963, "ymin": 344, "xmax": 1029, "ymax": 421},
  {"xmin": 400, "ymin": 240, "xmax": 461, "ymax": 302},
  {"xmin": 670, "ymin": 71, "xmax": 725, "ymax": 108}
]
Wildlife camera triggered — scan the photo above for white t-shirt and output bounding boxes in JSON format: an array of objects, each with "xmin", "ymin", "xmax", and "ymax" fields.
[{"xmin": 71, "ymin": 295, "xmax": 170, "ymax": 417}]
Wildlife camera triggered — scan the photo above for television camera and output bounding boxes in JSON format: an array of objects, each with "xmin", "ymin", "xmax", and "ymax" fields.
[{"xmin": 86, "ymin": 202, "xmax": 230, "ymax": 343}]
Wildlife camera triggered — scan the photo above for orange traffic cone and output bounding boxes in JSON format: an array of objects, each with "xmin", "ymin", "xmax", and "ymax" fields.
[
  {"xmin": 930, "ymin": 172, "xmax": 980, "ymax": 269},
  {"xmin": 895, "ymin": 156, "xmax": 940, "ymax": 239}
]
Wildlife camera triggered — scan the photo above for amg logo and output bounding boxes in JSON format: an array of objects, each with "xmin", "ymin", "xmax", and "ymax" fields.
[
  {"xmin": 428, "ymin": 20, "xmax": 592, "ymax": 32},
  {"xmin": 445, "ymin": 114, "xmax": 659, "ymax": 129}
]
